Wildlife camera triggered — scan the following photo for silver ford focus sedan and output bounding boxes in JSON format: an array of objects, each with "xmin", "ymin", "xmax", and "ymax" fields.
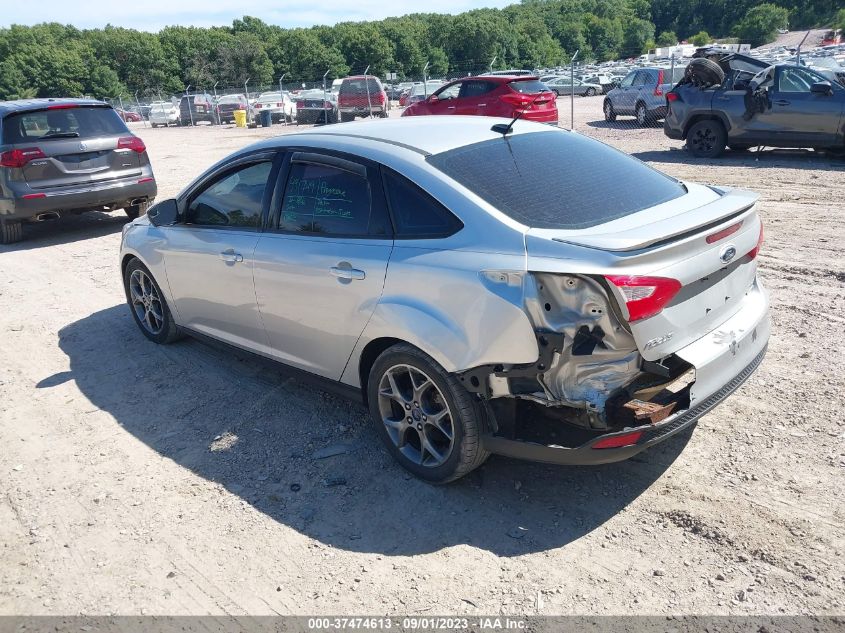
[{"xmin": 119, "ymin": 117, "xmax": 769, "ymax": 483}]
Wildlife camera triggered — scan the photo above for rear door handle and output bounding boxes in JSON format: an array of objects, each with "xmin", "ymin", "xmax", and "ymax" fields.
[
  {"xmin": 774, "ymin": 100, "xmax": 790, "ymax": 106},
  {"xmin": 330, "ymin": 266, "xmax": 365, "ymax": 280},
  {"xmin": 220, "ymin": 250, "xmax": 243, "ymax": 263}
]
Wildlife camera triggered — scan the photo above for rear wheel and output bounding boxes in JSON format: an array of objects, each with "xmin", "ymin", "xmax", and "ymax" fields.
[
  {"xmin": 635, "ymin": 102, "xmax": 651, "ymax": 126},
  {"xmin": 585, "ymin": 87, "xmax": 597, "ymax": 97},
  {"xmin": 687, "ymin": 119, "xmax": 727, "ymax": 158},
  {"xmin": 603, "ymin": 100, "xmax": 616, "ymax": 122},
  {"xmin": 0, "ymin": 220, "xmax": 23, "ymax": 245},
  {"xmin": 124, "ymin": 202, "xmax": 148, "ymax": 220},
  {"xmin": 340, "ymin": 113, "xmax": 355, "ymax": 123},
  {"xmin": 123, "ymin": 258, "xmax": 181, "ymax": 344},
  {"xmin": 368, "ymin": 344, "xmax": 489, "ymax": 484}
]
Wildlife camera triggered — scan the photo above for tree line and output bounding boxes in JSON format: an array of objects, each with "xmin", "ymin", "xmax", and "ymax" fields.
[{"xmin": 0, "ymin": 0, "xmax": 839, "ymax": 101}]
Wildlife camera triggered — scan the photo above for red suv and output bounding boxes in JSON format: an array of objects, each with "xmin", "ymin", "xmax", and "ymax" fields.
[
  {"xmin": 337, "ymin": 76, "xmax": 388, "ymax": 122},
  {"xmin": 401, "ymin": 76, "xmax": 558, "ymax": 124}
]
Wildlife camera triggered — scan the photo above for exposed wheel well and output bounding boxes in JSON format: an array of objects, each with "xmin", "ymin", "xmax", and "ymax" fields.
[
  {"xmin": 682, "ymin": 114, "xmax": 728, "ymax": 140},
  {"xmin": 357, "ymin": 337, "xmax": 404, "ymax": 406},
  {"xmin": 120, "ymin": 254, "xmax": 138, "ymax": 277}
]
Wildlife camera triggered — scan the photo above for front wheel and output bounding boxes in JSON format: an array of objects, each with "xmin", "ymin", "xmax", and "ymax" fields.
[
  {"xmin": 123, "ymin": 258, "xmax": 181, "ymax": 344},
  {"xmin": 603, "ymin": 100, "xmax": 616, "ymax": 122},
  {"xmin": 585, "ymin": 87, "xmax": 596, "ymax": 97},
  {"xmin": 368, "ymin": 344, "xmax": 489, "ymax": 484},
  {"xmin": 0, "ymin": 220, "xmax": 22, "ymax": 245},
  {"xmin": 687, "ymin": 119, "xmax": 727, "ymax": 158},
  {"xmin": 635, "ymin": 102, "xmax": 651, "ymax": 126}
]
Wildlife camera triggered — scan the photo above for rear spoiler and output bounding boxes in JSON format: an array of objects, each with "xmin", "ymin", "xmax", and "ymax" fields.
[{"xmin": 550, "ymin": 189, "xmax": 759, "ymax": 252}]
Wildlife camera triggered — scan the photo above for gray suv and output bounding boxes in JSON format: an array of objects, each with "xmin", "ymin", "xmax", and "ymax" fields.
[
  {"xmin": 604, "ymin": 67, "xmax": 686, "ymax": 126},
  {"xmin": 0, "ymin": 99, "xmax": 156, "ymax": 244}
]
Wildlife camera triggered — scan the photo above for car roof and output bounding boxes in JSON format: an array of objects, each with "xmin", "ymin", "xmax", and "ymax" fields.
[
  {"xmin": 0, "ymin": 98, "xmax": 109, "ymax": 116},
  {"xmin": 253, "ymin": 115, "xmax": 558, "ymax": 156}
]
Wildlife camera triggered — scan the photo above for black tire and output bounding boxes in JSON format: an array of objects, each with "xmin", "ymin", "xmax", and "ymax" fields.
[
  {"xmin": 603, "ymin": 100, "xmax": 616, "ymax": 122},
  {"xmin": 124, "ymin": 203, "xmax": 147, "ymax": 220},
  {"xmin": 685, "ymin": 58, "xmax": 725, "ymax": 87},
  {"xmin": 635, "ymin": 101, "xmax": 651, "ymax": 126},
  {"xmin": 553, "ymin": 89, "xmax": 561, "ymax": 97},
  {"xmin": 0, "ymin": 220, "xmax": 22, "ymax": 245},
  {"xmin": 585, "ymin": 87, "xmax": 596, "ymax": 97},
  {"xmin": 123, "ymin": 258, "xmax": 182, "ymax": 344},
  {"xmin": 729, "ymin": 144, "xmax": 752, "ymax": 152},
  {"xmin": 367, "ymin": 343, "xmax": 490, "ymax": 484},
  {"xmin": 340, "ymin": 113, "xmax": 355, "ymax": 123},
  {"xmin": 686, "ymin": 119, "xmax": 727, "ymax": 158}
]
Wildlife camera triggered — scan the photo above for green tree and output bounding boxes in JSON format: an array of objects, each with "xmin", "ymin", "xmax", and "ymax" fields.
[
  {"xmin": 690, "ymin": 30, "xmax": 711, "ymax": 46},
  {"xmin": 621, "ymin": 18, "xmax": 655, "ymax": 57},
  {"xmin": 834, "ymin": 8, "xmax": 845, "ymax": 31},
  {"xmin": 656, "ymin": 30, "xmax": 677, "ymax": 46},
  {"xmin": 733, "ymin": 3, "xmax": 789, "ymax": 47}
]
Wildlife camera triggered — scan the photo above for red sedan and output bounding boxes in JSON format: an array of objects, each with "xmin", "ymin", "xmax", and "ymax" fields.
[
  {"xmin": 402, "ymin": 76, "xmax": 558, "ymax": 124},
  {"xmin": 115, "ymin": 108, "xmax": 142, "ymax": 122}
]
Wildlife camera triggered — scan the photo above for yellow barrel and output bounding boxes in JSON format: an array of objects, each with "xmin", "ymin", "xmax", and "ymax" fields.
[{"xmin": 233, "ymin": 110, "xmax": 247, "ymax": 127}]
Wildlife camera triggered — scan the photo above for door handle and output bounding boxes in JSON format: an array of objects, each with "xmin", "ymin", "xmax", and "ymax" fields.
[
  {"xmin": 330, "ymin": 266, "xmax": 365, "ymax": 280},
  {"xmin": 774, "ymin": 100, "xmax": 790, "ymax": 106},
  {"xmin": 478, "ymin": 103, "xmax": 487, "ymax": 107},
  {"xmin": 220, "ymin": 250, "xmax": 243, "ymax": 263},
  {"xmin": 447, "ymin": 106, "xmax": 456, "ymax": 109}
]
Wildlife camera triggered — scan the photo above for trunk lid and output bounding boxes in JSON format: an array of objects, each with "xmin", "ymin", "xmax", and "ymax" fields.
[{"xmin": 526, "ymin": 184, "xmax": 762, "ymax": 360}]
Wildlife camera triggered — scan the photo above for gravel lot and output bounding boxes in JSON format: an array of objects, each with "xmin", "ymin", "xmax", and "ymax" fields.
[{"xmin": 1, "ymin": 97, "xmax": 843, "ymax": 616}]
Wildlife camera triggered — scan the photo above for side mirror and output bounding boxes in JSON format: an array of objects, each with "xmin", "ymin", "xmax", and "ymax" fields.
[
  {"xmin": 810, "ymin": 81, "xmax": 833, "ymax": 95},
  {"xmin": 427, "ymin": 94, "xmax": 439, "ymax": 103},
  {"xmin": 147, "ymin": 198, "xmax": 178, "ymax": 227}
]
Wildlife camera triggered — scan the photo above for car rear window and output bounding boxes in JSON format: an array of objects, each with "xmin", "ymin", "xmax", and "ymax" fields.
[
  {"xmin": 426, "ymin": 131, "xmax": 685, "ymax": 230},
  {"xmin": 2, "ymin": 106, "xmax": 128, "ymax": 144},
  {"xmin": 508, "ymin": 79, "xmax": 550, "ymax": 94},
  {"xmin": 341, "ymin": 79, "xmax": 382, "ymax": 94}
]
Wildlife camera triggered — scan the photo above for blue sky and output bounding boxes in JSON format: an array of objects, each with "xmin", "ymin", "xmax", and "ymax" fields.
[{"xmin": 3, "ymin": 0, "xmax": 514, "ymax": 31}]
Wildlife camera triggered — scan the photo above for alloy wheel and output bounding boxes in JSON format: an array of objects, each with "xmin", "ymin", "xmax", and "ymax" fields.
[
  {"xmin": 129, "ymin": 269, "xmax": 164, "ymax": 335},
  {"xmin": 690, "ymin": 126, "xmax": 716, "ymax": 153},
  {"xmin": 377, "ymin": 364, "xmax": 455, "ymax": 468}
]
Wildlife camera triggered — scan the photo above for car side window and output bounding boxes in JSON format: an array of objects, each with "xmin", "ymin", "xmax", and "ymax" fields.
[
  {"xmin": 434, "ymin": 83, "xmax": 461, "ymax": 100},
  {"xmin": 620, "ymin": 72, "xmax": 636, "ymax": 88},
  {"xmin": 185, "ymin": 161, "xmax": 271, "ymax": 229},
  {"xmin": 632, "ymin": 72, "xmax": 648, "ymax": 86},
  {"xmin": 777, "ymin": 67, "xmax": 817, "ymax": 93},
  {"xmin": 459, "ymin": 81, "xmax": 497, "ymax": 98},
  {"xmin": 280, "ymin": 161, "xmax": 383, "ymax": 237},
  {"xmin": 383, "ymin": 169, "xmax": 463, "ymax": 238}
]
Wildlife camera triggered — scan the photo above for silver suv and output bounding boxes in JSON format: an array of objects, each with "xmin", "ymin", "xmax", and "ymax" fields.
[
  {"xmin": 604, "ymin": 67, "xmax": 686, "ymax": 126},
  {"xmin": 0, "ymin": 99, "xmax": 156, "ymax": 243}
]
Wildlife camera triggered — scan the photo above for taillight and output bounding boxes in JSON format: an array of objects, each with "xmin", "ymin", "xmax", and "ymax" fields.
[
  {"xmin": 296, "ymin": 101, "xmax": 305, "ymax": 108},
  {"xmin": 666, "ymin": 92, "xmax": 680, "ymax": 102},
  {"xmin": 748, "ymin": 224, "xmax": 764, "ymax": 259},
  {"xmin": 654, "ymin": 70, "xmax": 664, "ymax": 96},
  {"xmin": 238, "ymin": 105, "xmax": 245, "ymax": 110},
  {"xmin": 501, "ymin": 92, "xmax": 532, "ymax": 108},
  {"xmin": 706, "ymin": 221, "xmax": 743, "ymax": 244},
  {"xmin": 117, "ymin": 136, "xmax": 146, "ymax": 153},
  {"xmin": 277, "ymin": 102, "xmax": 284, "ymax": 107},
  {"xmin": 605, "ymin": 275, "xmax": 682, "ymax": 322},
  {"xmin": 0, "ymin": 147, "xmax": 46, "ymax": 168},
  {"xmin": 324, "ymin": 101, "xmax": 333, "ymax": 109},
  {"xmin": 255, "ymin": 103, "xmax": 262, "ymax": 108}
]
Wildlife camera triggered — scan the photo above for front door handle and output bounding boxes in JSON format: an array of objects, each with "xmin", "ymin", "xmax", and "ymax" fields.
[
  {"xmin": 447, "ymin": 106, "xmax": 456, "ymax": 109},
  {"xmin": 330, "ymin": 266, "xmax": 365, "ymax": 280},
  {"xmin": 774, "ymin": 100, "xmax": 790, "ymax": 106},
  {"xmin": 220, "ymin": 250, "xmax": 243, "ymax": 263}
]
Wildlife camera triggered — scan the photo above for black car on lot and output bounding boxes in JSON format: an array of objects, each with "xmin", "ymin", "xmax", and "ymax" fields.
[
  {"xmin": 178, "ymin": 93, "xmax": 216, "ymax": 126},
  {"xmin": 665, "ymin": 55, "xmax": 845, "ymax": 157},
  {"xmin": 0, "ymin": 99, "xmax": 157, "ymax": 244}
]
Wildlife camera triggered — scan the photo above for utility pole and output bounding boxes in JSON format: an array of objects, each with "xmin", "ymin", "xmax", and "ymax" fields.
[
  {"xmin": 185, "ymin": 85, "xmax": 194, "ymax": 126},
  {"xmin": 423, "ymin": 62, "xmax": 430, "ymax": 97},
  {"xmin": 363, "ymin": 64, "xmax": 373, "ymax": 118},
  {"xmin": 213, "ymin": 81, "xmax": 220, "ymax": 124},
  {"xmin": 570, "ymin": 50, "xmax": 580, "ymax": 131},
  {"xmin": 244, "ymin": 78, "xmax": 250, "ymax": 124},
  {"xmin": 134, "ymin": 91, "xmax": 147, "ymax": 127}
]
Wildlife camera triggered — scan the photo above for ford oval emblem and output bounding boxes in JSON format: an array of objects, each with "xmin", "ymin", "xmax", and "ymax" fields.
[
  {"xmin": 720, "ymin": 245, "xmax": 737, "ymax": 264},
  {"xmin": 79, "ymin": 142, "xmax": 87, "ymax": 151}
]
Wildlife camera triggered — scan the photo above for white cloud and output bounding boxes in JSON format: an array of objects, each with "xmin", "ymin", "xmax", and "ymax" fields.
[{"xmin": 3, "ymin": 0, "xmax": 514, "ymax": 31}]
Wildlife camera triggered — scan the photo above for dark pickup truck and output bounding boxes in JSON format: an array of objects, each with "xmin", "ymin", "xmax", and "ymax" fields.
[{"xmin": 664, "ymin": 51, "xmax": 845, "ymax": 157}]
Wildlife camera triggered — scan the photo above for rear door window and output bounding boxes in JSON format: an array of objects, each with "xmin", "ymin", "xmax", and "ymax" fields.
[
  {"xmin": 279, "ymin": 160, "xmax": 390, "ymax": 237},
  {"xmin": 2, "ymin": 106, "xmax": 128, "ymax": 144},
  {"xmin": 382, "ymin": 169, "xmax": 463, "ymax": 238},
  {"xmin": 459, "ymin": 81, "xmax": 498, "ymax": 98},
  {"xmin": 426, "ymin": 131, "xmax": 685, "ymax": 230}
]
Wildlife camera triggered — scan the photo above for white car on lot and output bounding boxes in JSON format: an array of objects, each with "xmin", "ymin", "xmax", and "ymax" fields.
[
  {"xmin": 148, "ymin": 101, "xmax": 179, "ymax": 127},
  {"xmin": 253, "ymin": 92, "xmax": 297, "ymax": 123}
]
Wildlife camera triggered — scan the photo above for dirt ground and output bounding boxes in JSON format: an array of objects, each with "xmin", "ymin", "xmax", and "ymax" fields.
[{"xmin": 1, "ymin": 97, "xmax": 843, "ymax": 617}]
